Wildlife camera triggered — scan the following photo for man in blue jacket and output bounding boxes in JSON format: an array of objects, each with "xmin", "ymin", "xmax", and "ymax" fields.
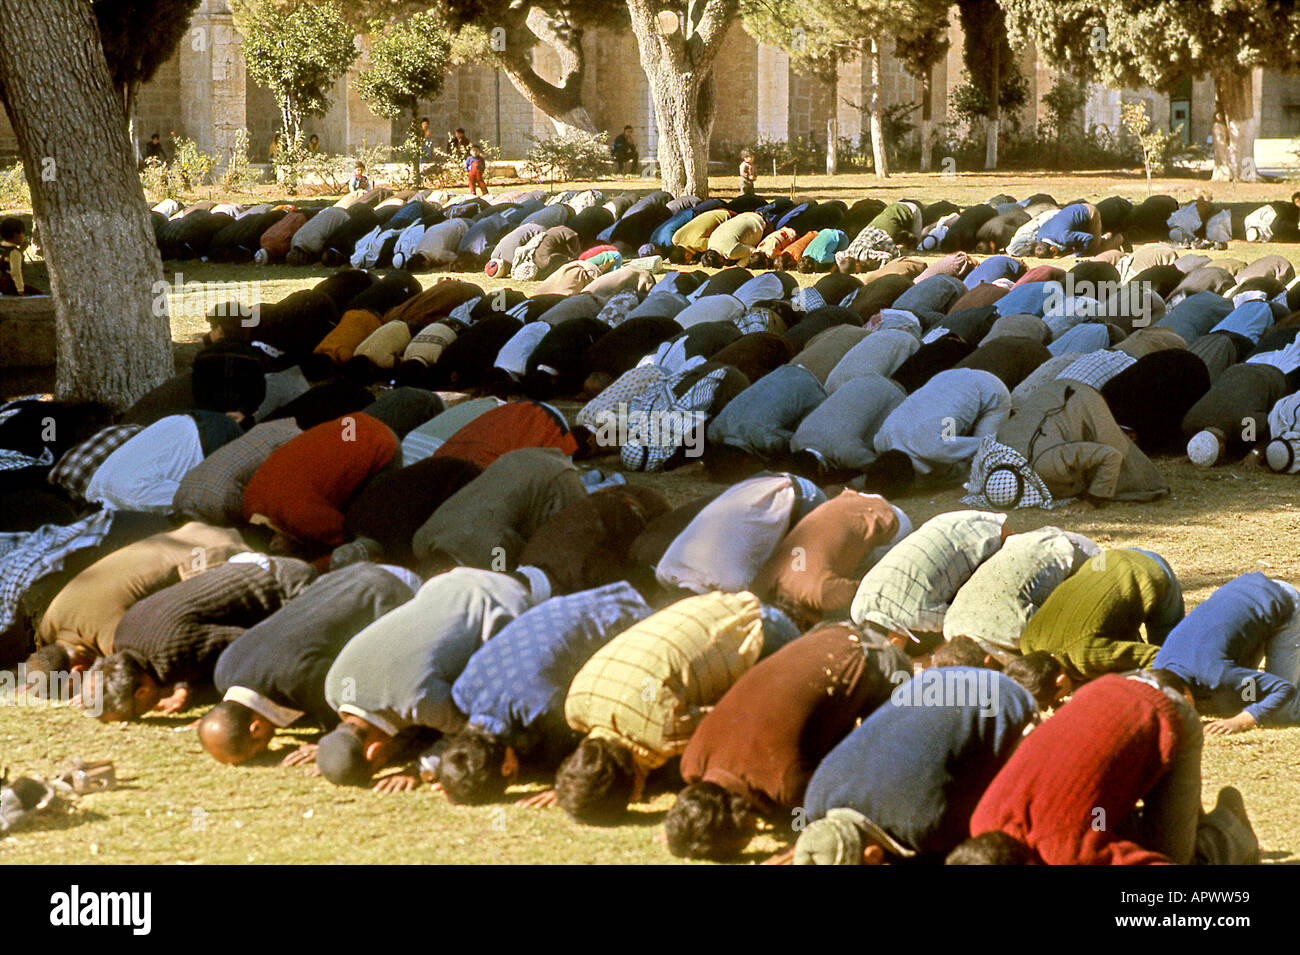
[
  {"xmin": 435, "ymin": 582, "xmax": 653, "ymax": 803},
  {"xmin": 1034, "ymin": 202, "xmax": 1122, "ymax": 257},
  {"xmin": 1153, "ymin": 572, "xmax": 1300, "ymax": 734},
  {"xmin": 787, "ymin": 667, "xmax": 1040, "ymax": 863}
]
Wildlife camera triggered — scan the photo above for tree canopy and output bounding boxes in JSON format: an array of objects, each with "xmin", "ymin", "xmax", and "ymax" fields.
[
  {"xmin": 1002, "ymin": 0, "xmax": 1300, "ymax": 179},
  {"xmin": 355, "ymin": 10, "xmax": 453, "ymax": 182},
  {"xmin": 94, "ymin": 0, "xmax": 201, "ymax": 94},
  {"xmin": 441, "ymin": 0, "xmax": 628, "ymax": 134},
  {"xmin": 233, "ymin": 0, "xmax": 359, "ymax": 143}
]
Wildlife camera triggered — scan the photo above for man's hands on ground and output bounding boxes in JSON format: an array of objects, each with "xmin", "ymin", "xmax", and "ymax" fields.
[
  {"xmin": 516, "ymin": 789, "xmax": 558, "ymax": 809},
  {"xmin": 280, "ymin": 743, "xmax": 318, "ymax": 767},
  {"xmin": 1206, "ymin": 711, "xmax": 1257, "ymax": 735},
  {"xmin": 373, "ymin": 770, "xmax": 421, "ymax": 794},
  {"xmin": 153, "ymin": 685, "xmax": 190, "ymax": 715}
]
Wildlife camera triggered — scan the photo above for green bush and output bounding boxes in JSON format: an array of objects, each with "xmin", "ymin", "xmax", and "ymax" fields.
[
  {"xmin": 1041, "ymin": 75, "xmax": 1088, "ymax": 142},
  {"xmin": 173, "ymin": 136, "xmax": 216, "ymax": 191},
  {"xmin": 218, "ymin": 128, "xmax": 263, "ymax": 194},
  {"xmin": 525, "ymin": 130, "xmax": 608, "ymax": 182},
  {"xmin": 0, "ymin": 162, "xmax": 31, "ymax": 210},
  {"xmin": 1121, "ymin": 100, "xmax": 1184, "ymax": 179}
]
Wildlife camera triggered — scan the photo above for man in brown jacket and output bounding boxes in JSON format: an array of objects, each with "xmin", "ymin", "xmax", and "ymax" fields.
[
  {"xmin": 995, "ymin": 379, "xmax": 1168, "ymax": 502},
  {"xmin": 664, "ymin": 623, "xmax": 912, "ymax": 860},
  {"xmin": 751, "ymin": 490, "xmax": 905, "ymax": 628}
]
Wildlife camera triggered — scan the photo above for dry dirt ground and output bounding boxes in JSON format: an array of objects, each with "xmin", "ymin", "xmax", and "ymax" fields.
[{"xmin": 3, "ymin": 170, "xmax": 1300, "ymax": 864}]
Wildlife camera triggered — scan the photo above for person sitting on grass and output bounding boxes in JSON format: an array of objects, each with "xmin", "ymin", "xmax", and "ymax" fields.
[
  {"xmin": 664, "ymin": 622, "xmax": 912, "ymax": 861},
  {"xmin": 611, "ymin": 126, "xmax": 638, "ymax": 175},
  {"xmin": 348, "ymin": 162, "xmax": 371, "ymax": 193},
  {"xmin": 198, "ymin": 563, "xmax": 416, "ymax": 765},
  {"xmin": 0, "ymin": 217, "xmax": 41, "ymax": 296}
]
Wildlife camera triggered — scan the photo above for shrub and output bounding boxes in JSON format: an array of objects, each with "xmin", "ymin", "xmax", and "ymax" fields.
[
  {"xmin": 218, "ymin": 128, "xmax": 263, "ymax": 194},
  {"xmin": 1041, "ymin": 75, "xmax": 1088, "ymax": 143},
  {"xmin": 0, "ymin": 162, "xmax": 31, "ymax": 210},
  {"xmin": 1122, "ymin": 99, "xmax": 1183, "ymax": 183},
  {"xmin": 419, "ymin": 140, "xmax": 500, "ymax": 188},
  {"xmin": 172, "ymin": 136, "xmax": 216, "ymax": 191},
  {"xmin": 525, "ymin": 130, "xmax": 609, "ymax": 182}
]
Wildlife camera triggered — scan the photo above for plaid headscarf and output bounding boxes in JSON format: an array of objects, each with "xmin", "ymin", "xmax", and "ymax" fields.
[{"xmin": 962, "ymin": 436, "xmax": 1066, "ymax": 511}]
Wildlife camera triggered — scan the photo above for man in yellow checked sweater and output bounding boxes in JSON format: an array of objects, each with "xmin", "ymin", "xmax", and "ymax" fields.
[{"xmin": 1020, "ymin": 548, "xmax": 1184, "ymax": 685}]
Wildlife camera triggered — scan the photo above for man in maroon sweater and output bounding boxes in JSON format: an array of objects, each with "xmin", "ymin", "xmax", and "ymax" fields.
[
  {"xmin": 955, "ymin": 671, "xmax": 1258, "ymax": 865},
  {"xmin": 664, "ymin": 623, "xmax": 912, "ymax": 860}
]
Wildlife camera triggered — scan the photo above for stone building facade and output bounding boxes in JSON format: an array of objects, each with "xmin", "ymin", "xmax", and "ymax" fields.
[{"xmin": 2, "ymin": 0, "xmax": 1298, "ymax": 168}]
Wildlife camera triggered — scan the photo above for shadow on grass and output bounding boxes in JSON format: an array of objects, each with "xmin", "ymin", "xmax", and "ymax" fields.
[{"xmin": 5, "ymin": 805, "xmax": 108, "ymax": 836}]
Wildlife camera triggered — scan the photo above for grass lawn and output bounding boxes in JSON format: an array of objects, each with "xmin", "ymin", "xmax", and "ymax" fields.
[{"xmin": 4, "ymin": 170, "xmax": 1300, "ymax": 864}]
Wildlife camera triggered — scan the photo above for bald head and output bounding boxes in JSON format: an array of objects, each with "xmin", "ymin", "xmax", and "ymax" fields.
[{"xmin": 198, "ymin": 701, "xmax": 273, "ymax": 765}]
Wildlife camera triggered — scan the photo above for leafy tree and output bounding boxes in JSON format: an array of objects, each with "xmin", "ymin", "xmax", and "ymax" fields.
[
  {"xmin": 233, "ymin": 0, "xmax": 358, "ymax": 146},
  {"xmin": 892, "ymin": 10, "xmax": 950, "ymax": 171},
  {"xmin": 955, "ymin": 0, "xmax": 1027, "ymax": 169},
  {"xmin": 1002, "ymin": 0, "xmax": 1300, "ymax": 182},
  {"xmin": 1041, "ymin": 73, "xmax": 1088, "ymax": 145},
  {"xmin": 94, "ymin": 0, "xmax": 201, "ymax": 158},
  {"xmin": 355, "ymin": 11, "xmax": 453, "ymax": 186},
  {"xmin": 741, "ymin": 0, "xmax": 848, "ymax": 174},
  {"xmin": 741, "ymin": 0, "xmax": 949, "ymax": 178}
]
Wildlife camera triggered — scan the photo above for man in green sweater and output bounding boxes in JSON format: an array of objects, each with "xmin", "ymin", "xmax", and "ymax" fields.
[{"xmin": 1020, "ymin": 548, "xmax": 1184, "ymax": 684}]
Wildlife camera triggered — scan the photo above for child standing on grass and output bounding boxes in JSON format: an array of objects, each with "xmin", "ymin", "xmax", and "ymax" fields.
[
  {"xmin": 0, "ymin": 217, "xmax": 40, "ymax": 296},
  {"xmin": 466, "ymin": 145, "xmax": 489, "ymax": 196},
  {"xmin": 739, "ymin": 149, "xmax": 757, "ymax": 195}
]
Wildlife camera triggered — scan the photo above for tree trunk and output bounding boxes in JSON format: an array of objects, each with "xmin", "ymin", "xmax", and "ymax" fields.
[
  {"xmin": 408, "ymin": 106, "xmax": 421, "ymax": 189},
  {"xmin": 1211, "ymin": 69, "xmax": 1259, "ymax": 182},
  {"xmin": 0, "ymin": 0, "xmax": 172, "ymax": 411},
  {"xmin": 919, "ymin": 70, "xmax": 933, "ymax": 172},
  {"xmin": 984, "ymin": 39, "xmax": 1000, "ymax": 170},
  {"xmin": 868, "ymin": 39, "xmax": 888, "ymax": 179},
  {"xmin": 826, "ymin": 74, "xmax": 838, "ymax": 176},
  {"xmin": 627, "ymin": 0, "xmax": 733, "ymax": 198},
  {"xmin": 496, "ymin": 9, "xmax": 598, "ymax": 137},
  {"xmin": 644, "ymin": 63, "xmax": 713, "ymax": 197},
  {"xmin": 123, "ymin": 80, "xmax": 141, "ymax": 166}
]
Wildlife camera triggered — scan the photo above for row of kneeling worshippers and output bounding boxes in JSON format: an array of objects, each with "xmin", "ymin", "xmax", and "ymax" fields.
[
  {"xmin": 15, "ymin": 235, "xmax": 1300, "ymax": 534},
  {"xmin": 2, "ymin": 449, "xmax": 1293, "ymax": 866},
  {"xmin": 149, "ymin": 186, "xmax": 1300, "ymax": 277}
]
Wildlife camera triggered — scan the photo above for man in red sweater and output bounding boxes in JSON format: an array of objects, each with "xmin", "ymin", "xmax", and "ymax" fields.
[
  {"xmin": 433, "ymin": 400, "xmax": 579, "ymax": 470},
  {"xmin": 243, "ymin": 413, "xmax": 398, "ymax": 552},
  {"xmin": 956, "ymin": 672, "xmax": 1259, "ymax": 865},
  {"xmin": 664, "ymin": 623, "xmax": 912, "ymax": 860}
]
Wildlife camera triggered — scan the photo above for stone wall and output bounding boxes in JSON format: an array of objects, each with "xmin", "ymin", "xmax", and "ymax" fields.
[{"xmin": 1260, "ymin": 69, "xmax": 1300, "ymax": 139}]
